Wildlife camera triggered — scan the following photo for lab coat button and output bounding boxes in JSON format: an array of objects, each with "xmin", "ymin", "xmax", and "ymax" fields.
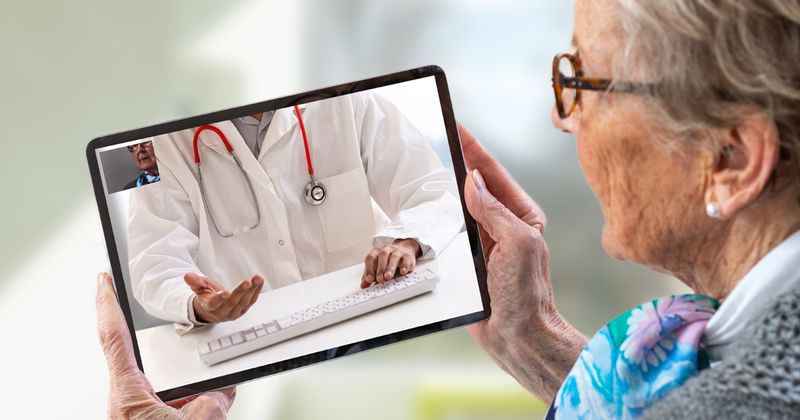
[{"xmin": 278, "ymin": 240, "xmax": 285, "ymax": 246}]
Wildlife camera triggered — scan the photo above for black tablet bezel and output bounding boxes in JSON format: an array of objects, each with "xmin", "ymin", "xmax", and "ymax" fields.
[{"xmin": 86, "ymin": 65, "xmax": 490, "ymax": 402}]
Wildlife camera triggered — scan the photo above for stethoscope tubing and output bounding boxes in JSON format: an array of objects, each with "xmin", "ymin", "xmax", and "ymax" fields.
[
  {"xmin": 193, "ymin": 124, "xmax": 261, "ymax": 238},
  {"xmin": 191, "ymin": 105, "xmax": 326, "ymax": 237},
  {"xmin": 293, "ymin": 105, "xmax": 315, "ymax": 178},
  {"xmin": 193, "ymin": 124, "xmax": 233, "ymax": 165}
]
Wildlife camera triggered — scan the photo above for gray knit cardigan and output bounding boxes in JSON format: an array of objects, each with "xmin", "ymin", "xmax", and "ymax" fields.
[{"xmin": 642, "ymin": 287, "xmax": 800, "ymax": 419}]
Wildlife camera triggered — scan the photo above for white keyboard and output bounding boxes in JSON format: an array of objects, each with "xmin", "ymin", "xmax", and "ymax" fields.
[{"xmin": 198, "ymin": 267, "xmax": 440, "ymax": 365}]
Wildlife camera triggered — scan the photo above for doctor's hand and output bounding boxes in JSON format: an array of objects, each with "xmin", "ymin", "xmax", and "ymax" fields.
[
  {"xmin": 185, "ymin": 273, "xmax": 264, "ymax": 323},
  {"xmin": 97, "ymin": 272, "xmax": 237, "ymax": 419},
  {"xmin": 460, "ymin": 123, "xmax": 586, "ymax": 401},
  {"xmin": 360, "ymin": 239, "xmax": 421, "ymax": 288}
]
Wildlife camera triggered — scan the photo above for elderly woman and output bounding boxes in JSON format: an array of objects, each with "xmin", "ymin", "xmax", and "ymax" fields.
[
  {"xmin": 464, "ymin": 0, "xmax": 800, "ymax": 418},
  {"xmin": 95, "ymin": 0, "xmax": 799, "ymax": 418}
]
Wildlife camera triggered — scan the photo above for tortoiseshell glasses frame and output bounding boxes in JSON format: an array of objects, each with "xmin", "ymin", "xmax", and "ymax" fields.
[{"xmin": 552, "ymin": 52, "xmax": 657, "ymax": 119}]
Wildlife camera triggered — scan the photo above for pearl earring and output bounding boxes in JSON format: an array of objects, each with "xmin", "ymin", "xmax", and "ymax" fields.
[{"xmin": 706, "ymin": 202, "xmax": 721, "ymax": 219}]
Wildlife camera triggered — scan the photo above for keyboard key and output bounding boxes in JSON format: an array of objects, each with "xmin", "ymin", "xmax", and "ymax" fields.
[
  {"xmin": 419, "ymin": 270, "xmax": 436, "ymax": 280},
  {"xmin": 231, "ymin": 334, "xmax": 244, "ymax": 345},
  {"xmin": 198, "ymin": 343, "xmax": 211, "ymax": 356},
  {"xmin": 277, "ymin": 317, "xmax": 294, "ymax": 329},
  {"xmin": 220, "ymin": 336, "xmax": 233, "ymax": 348},
  {"xmin": 209, "ymin": 339, "xmax": 221, "ymax": 352}
]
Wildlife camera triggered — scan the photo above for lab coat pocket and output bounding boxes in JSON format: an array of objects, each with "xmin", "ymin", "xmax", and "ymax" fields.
[{"xmin": 316, "ymin": 167, "xmax": 374, "ymax": 253}]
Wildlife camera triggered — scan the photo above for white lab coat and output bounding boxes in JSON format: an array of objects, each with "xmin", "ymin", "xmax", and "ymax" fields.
[{"xmin": 128, "ymin": 92, "xmax": 463, "ymax": 333}]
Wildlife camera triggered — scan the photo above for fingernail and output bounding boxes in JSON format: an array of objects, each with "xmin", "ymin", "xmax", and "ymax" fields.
[
  {"xmin": 472, "ymin": 169, "xmax": 485, "ymax": 191},
  {"xmin": 96, "ymin": 272, "xmax": 106, "ymax": 286}
]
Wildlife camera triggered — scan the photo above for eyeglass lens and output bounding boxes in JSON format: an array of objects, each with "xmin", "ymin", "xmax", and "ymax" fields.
[
  {"xmin": 128, "ymin": 142, "xmax": 152, "ymax": 153},
  {"xmin": 558, "ymin": 56, "xmax": 578, "ymax": 117}
]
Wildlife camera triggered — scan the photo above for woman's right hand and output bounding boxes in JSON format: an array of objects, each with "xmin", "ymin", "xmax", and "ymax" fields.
[
  {"xmin": 459, "ymin": 123, "xmax": 586, "ymax": 401},
  {"xmin": 97, "ymin": 272, "xmax": 236, "ymax": 419}
]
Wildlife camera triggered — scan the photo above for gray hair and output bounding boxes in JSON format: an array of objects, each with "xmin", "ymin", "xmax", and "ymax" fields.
[{"xmin": 614, "ymin": 0, "xmax": 800, "ymax": 189}]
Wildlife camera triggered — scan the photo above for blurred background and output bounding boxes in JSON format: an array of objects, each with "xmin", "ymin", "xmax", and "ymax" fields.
[{"xmin": 0, "ymin": 0, "xmax": 688, "ymax": 418}]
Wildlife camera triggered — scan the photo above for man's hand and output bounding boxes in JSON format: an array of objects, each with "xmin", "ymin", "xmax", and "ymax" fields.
[
  {"xmin": 97, "ymin": 272, "xmax": 236, "ymax": 419},
  {"xmin": 360, "ymin": 238, "xmax": 421, "ymax": 288},
  {"xmin": 184, "ymin": 273, "xmax": 264, "ymax": 323}
]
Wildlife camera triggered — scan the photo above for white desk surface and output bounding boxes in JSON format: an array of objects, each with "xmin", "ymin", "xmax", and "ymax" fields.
[{"xmin": 136, "ymin": 232, "xmax": 484, "ymax": 392}]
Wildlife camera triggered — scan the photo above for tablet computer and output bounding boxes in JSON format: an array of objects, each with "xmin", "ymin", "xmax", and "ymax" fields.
[{"xmin": 87, "ymin": 65, "xmax": 489, "ymax": 402}]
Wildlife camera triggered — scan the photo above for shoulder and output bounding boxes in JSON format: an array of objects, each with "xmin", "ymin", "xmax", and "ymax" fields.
[
  {"xmin": 341, "ymin": 90, "xmax": 398, "ymax": 116},
  {"xmin": 124, "ymin": 177, "xmax": 139, "ymax": 190},
  {"xmin": 642, "ymin": 288, "xmax": 800, "ymax": 419}
]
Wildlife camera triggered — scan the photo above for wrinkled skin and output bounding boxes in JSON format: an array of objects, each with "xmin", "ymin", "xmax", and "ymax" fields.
[
  {"xmin": 460, "ymin": 124, "xmax": 587, "ymax": 401},
  {"xmin": 96, "ymin": 272, "xmax": 236, "ymax": 419},
  {"xmin": 131, "ymin": 142, "xmax": 159, "ymax": 176}
]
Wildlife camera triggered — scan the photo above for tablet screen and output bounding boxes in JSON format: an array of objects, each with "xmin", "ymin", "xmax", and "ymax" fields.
[{"xmin": 88, "ymin": 67, "xmax": 488, "ymax": 401}]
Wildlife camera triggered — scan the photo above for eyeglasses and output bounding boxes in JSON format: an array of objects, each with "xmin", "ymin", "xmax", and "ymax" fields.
[
  {"xmin": 127, "ymin": 141, "xmax": 153, "ymax": 153},
  {"xmin": 552, "ymin": 52, "xmax": 657, "ymax": 119}
]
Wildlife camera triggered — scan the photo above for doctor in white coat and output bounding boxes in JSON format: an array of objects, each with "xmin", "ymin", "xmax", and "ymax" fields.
[{"xmin": 128, "ymin": 91, "xmax": 463, "ymax": 333}]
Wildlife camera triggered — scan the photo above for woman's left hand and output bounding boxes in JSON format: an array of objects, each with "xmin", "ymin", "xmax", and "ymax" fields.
[
  {"xmin": 460, "ymin": 124, "xmax": 587, "ymax": 402},
  {"xmin": 96, "ymin": 272, "xmax": 237, "ymax": 419}
]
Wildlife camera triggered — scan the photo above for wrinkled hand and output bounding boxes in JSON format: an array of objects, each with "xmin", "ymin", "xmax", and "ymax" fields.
[
  {"xmin": 460, "ymin": 123, "xmax": 552, "ymax": 329},
  {"xmin": 460, "ymin": 123, "xmax": 547, "ymax": 235},
  {"xmin": 185, "ymin": 273, "xmax": 264, "ymax": 323},
  {"xmin": 361, "ymin": 239, "xmax": 421, "ymax": 288},
  {"xmin": 96, "ymin": 272, "xmax": 236, "ymax": 419},
  {"xmin": 460, "ymin": 124, "xmax": 584, "ymax": 400}
]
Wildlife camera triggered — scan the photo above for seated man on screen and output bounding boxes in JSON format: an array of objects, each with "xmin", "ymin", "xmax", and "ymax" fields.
[
  {"xmin": 127, "ymin": 91, "xmax": 463, "ymax": 333},
  {"xmin": 123, "ymin": 140, "xmax": 160, "ymax": 190}
]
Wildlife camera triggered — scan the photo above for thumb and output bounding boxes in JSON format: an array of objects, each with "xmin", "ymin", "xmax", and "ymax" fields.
[
  {"xmin": 96, "ymin": 272, "xmax": 139, "ymax": 374},
  {"xmin": 184, "ymin": 272, "xmax": 223, "ymax": 294},
  {"xmin": 465, "ymin": 169, "xmax": 521, "ymax": 241},
  {"xmin": 181, "ymin": 388, "xmax": 237, "ymax": 419}
]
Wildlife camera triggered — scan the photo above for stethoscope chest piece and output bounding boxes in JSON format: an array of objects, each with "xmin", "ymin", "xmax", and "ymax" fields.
[
  {"xmin": 304, "ymin": 178, "xmax": 326, "ymax": 206},
  {"xmin": 294, "ymin": 104, "xmax": 327, "ymax": 206}
]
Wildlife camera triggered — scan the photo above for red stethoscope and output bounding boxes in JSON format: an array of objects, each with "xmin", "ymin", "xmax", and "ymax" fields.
[
  {"xmin": 291, "ymin": 105, "xmax": 327, "ymax": 206},
  {"xmin": 192, "ymin": 105, "xmax": 325, "ymax": 238}
]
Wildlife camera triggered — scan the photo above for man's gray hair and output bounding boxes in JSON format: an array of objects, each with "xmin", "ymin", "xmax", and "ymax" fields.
[{"xmin": 615, "ymin": 0, "xmax": 800, "ymax": 187}]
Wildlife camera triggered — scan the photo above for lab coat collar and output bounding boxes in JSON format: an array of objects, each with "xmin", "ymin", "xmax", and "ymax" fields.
[
  {"xmin": 197, "ymin": 120, "xmax": 271, "ymax": 186},
  {"xmin": 257, "ymin": 106, "xmax": 304, "ymax": 161}
]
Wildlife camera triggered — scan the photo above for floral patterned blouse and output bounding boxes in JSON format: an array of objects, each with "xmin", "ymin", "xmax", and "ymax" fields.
[{"xmin": 548, "ymin": 294, "xmax": 719, "ymax": 419}]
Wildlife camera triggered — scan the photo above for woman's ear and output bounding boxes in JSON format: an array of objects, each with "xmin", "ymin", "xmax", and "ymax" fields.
[{"xmin": 704, "ymin": 111, "xmax": 781, "ymax": 219}]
